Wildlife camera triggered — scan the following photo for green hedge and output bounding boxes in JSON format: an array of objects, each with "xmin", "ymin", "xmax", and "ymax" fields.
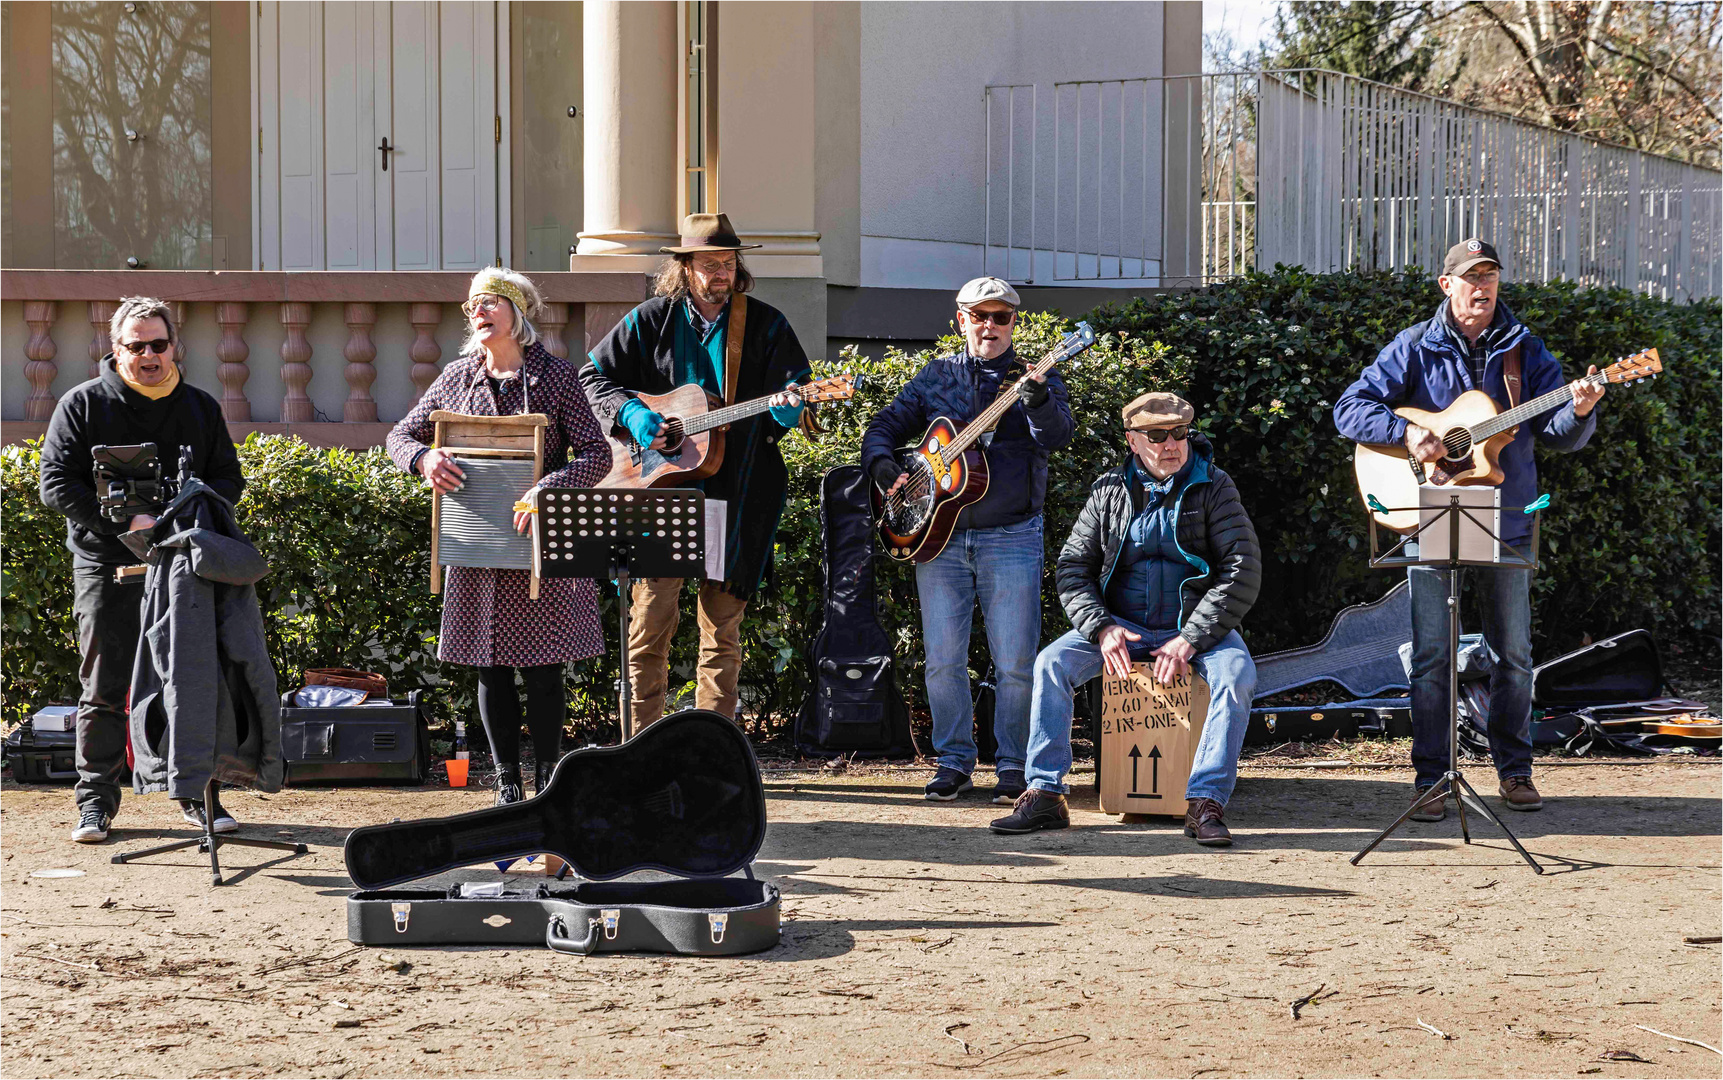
[{"xmin": 4, "ymin": 270, "xmax": 1716, "ymax": 736}]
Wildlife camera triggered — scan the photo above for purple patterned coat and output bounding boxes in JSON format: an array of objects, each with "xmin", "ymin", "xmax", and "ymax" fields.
[{"xmin": 388, "ymin": 343, "xmax": 611, "ymax": 668}]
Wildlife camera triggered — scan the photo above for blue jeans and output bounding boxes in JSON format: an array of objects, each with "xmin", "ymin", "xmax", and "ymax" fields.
[
  {"xmin": 1024, "ymin": 618, "xmax": 1257, "ymax": 805},
  {"xmin": 1408, "ymin": 566, "xmax": 1533, "ymax": 787},
  {"xmin": 915, "ymin": 516, "xmax": 1044, "ymax": 775}
]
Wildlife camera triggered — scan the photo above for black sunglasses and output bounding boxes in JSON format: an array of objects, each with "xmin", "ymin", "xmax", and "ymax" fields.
[
  {"xmin": 118, "ymin": 338, "xmax": 172, "ymax": 356},
  {"xmin": 962, "ymin": 307, "xmax": 1016, "ymax": 326},
  {"xmin": 1133, "ymin": 425, "xmax": 1190, "ymax": 443}
]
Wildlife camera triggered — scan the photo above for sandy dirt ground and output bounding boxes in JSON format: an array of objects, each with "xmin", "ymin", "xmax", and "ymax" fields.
[{"xmin": 2, "ymin": 760, "xmax": 1719, "ymax": 1079}]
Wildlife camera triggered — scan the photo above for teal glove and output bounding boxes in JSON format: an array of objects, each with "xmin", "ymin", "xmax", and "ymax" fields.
[{"xmin": 618, "ymin": 398, "xmax": 665, "ymax": 447}]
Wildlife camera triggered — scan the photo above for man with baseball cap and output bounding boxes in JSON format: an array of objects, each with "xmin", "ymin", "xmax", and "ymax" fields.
[
  {"xmin": 991, "ymin": 391, "xmax": 1260, "ymax": 843},
  {"xmin": 861, "ymin": 276, "xmax": 1074, "ymax": 803},
  {"xmin": 1334, "ymin": 239, "xmax": 1605, "ymax": 819}
]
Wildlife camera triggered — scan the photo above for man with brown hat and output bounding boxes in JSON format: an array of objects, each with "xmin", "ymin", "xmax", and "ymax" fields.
[
  {"xmin": 581, "ymin": 213, "xmax": 813, "ymax": 728},
  {"xmin": 990, "ymin": 391, "xmax": 1261, "ymax": 845},
  {"xmin": 1334, "ymin": 239, "xmax": 1604, "ymax": 820}
]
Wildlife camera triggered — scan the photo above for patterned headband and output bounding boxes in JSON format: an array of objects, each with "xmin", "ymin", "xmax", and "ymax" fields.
[{"xmin": 468, "ymin": 272, "xmax": 530, "ymax": 314}]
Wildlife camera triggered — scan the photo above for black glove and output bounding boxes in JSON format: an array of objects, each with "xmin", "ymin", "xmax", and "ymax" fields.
[
  {"xmin": 1018, "ymin": 377, "xmax": 1050, "ymax": 410},
  {"xmin": 869, "ymin": 457, "xmax": 906, "ymax": 491}
]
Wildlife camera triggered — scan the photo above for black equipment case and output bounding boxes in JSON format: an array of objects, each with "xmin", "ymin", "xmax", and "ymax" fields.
[
  {"xmin": 280, "ymin": 690, "xmax": 431, "ymax": 785},
  {"xmin": 4, "ymin": 724, "xmax": 78, "ymax": 784},
  {"xmin": 1531, "ymin": 629, "xmax": 1664, "ymax": 709},
  {"xmin": 344, "ymin": 709, "xmax": 779, "ymax": 957},
  {"xmin": 795, "ymin": 465, "xmax": 915, "ymax": 758}
]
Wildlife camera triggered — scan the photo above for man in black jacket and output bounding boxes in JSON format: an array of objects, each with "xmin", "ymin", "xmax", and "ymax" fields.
[
  {"xmin": 581, "ymin": 214, "xmax": 812, "ymax": 729},
  {"xmin": 38, "ymin": 296, "xmax": 245, "ymax": 843},
  {"xmin": 990, "ymin": 392, "xmax": 1260, "ymax": 845},
  {"xmin": 861, "ymin": 277, "xmax": 1074, "ymax": 803}
]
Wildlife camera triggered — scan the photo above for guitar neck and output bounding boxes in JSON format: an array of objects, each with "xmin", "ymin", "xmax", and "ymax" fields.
[
  {"xmin": 942, "ymin": 353, "xmax": 1060, "ymax": 462},
  {"xmin": 1470, "ymin": 371, "xmax": 1604, "ymax": 441},
  {"xmin": 681, "ymin": 394, "xmax": 787, "ymax": 436}
]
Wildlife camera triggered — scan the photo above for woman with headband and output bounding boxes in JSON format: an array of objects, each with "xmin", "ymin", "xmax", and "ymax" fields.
[{"xmin": 388, "ymin": 268, "xmax": 611, "ymax": 804}]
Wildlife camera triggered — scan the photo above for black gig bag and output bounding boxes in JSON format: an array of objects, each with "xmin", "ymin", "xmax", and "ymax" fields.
[
  {"xmin": 1531, "ymin": 629, "xmax": 1664, "ymax": 709},
  {"xmin": 795, "ymin": 465, "xmax": 915, "ymax": 758},
  {"xmin": 344, "ymin": 709, "xmax": 778, "ymax": 956}
]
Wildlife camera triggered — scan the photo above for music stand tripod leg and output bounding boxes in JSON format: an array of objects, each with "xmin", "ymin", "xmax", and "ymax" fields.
[
  {"xmin": 1349, "ymin": 777, "xmax": 1451, "ymax": 866},
  {"xmin": 614, "ymin": 550, "xmax": 634, "ymax": 744}
]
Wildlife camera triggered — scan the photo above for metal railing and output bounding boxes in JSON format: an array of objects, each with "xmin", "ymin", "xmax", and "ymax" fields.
[{"xmin": 982, "ymin": 70, "xmax": 1722, "ymax": 297}]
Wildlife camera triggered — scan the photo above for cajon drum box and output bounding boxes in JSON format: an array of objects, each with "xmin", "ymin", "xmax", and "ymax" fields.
[
  {"xmin": 429, "ymin": 411, "xmax": 548, "ymax": 599},
  {"xmin": 1098, "ymin": 666, "xmax": 1209, "ymax": 816}
]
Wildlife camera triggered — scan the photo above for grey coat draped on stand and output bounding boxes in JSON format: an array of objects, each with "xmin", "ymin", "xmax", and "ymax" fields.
[{"xmin": 128, "ymin": 478, "xmax": 284, "ymax": 798}]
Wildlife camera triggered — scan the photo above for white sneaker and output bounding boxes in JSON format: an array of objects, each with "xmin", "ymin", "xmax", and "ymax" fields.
[
  {"xmin": 180, "ymin": 800, "xmax": 239, "ymax": 834},
  {"xmin": 71, "ymin": 806, "xmax": 112, "ymax": 843}
]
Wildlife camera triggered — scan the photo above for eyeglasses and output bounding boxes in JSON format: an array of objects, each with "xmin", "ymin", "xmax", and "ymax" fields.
[
  {"xmin": 118, "ymin": 338, "xmax": 172, "ymax": 356},
  {"xmin": 961, "ymin": 307, "xmax": 1016, "ymax": 326},
  {"xmin": 462, "ymin": 295, "xmax": 508, "ymax": 317},
  {"xmin": 1457, "ymin": 269, "xmax": 1500, "ymax": 286},
  {"xmin": 1131, "ymin": 425, "xmax": 1190, "ymax": 444},
  {"xmin": 692, "ymin": 257, "xmax": 737, "ymax": 275}
]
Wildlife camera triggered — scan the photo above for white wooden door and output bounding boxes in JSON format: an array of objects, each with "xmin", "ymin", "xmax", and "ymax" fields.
[{"xmin": 255, "ymin": 1, "xmax": 500, "ymax": 270}]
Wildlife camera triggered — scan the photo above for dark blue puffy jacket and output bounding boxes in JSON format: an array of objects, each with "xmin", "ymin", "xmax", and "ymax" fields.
[
  {"xmin": 1332, "ymin": 301, "xmax": 1596, "ymax": 545},
  {"xmin": 861, "ymin": 347, "xmax": 1074, "ymax": 530}
]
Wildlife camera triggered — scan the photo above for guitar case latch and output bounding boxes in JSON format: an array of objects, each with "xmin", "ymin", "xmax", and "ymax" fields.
[
  {"xmin": 391, "ymin": 902, "xmax": 411, "ymax": 933},
  {"xmin": 708, "ymin": 912, "xmax": 729, "ymax": 944},
  {"xmin": 601, "ymin": 909, "xmax": 621, "ymax": 940}
]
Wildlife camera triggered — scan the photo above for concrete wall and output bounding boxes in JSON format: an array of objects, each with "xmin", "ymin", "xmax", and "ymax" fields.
[{"xmin": 857, "ymin": 1, "xmax": 1168, "ymax": 290}]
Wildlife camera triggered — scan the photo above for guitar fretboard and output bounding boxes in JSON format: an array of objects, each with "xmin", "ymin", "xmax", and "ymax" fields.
[
  {"xmin": 940, "ymin": 350, "xmax": 1067, "ymax": 464},
  {"xmin": 1468, "ymin": 370, "xmax": 1607, "ymax": 442}
]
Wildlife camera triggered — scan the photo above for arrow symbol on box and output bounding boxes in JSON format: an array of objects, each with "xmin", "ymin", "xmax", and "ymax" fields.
[{"xmin": 1128, "ymin": 745, "xmax": 1163, "ymax": 799}]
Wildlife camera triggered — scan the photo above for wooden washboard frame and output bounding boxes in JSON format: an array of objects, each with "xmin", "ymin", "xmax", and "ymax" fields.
[{"xmin": 429, "ymin": 411, "xmax": 548, "ymax": 599}]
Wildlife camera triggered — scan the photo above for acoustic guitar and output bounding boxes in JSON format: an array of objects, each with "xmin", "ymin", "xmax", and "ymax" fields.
[
  {"xmin": 873, "ymin": 322, "xmax": 1096, "ymax": 562},
  {"xmin": 1354, "ymin": 348, "xmax": 1662, "ymax": 532},
  {"xmin": 601, "ymin": 374, "xmax": 861, "ymax": 489}
]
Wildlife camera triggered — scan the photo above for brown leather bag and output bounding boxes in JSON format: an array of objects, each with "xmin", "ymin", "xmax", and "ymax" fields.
[{"xmin": 304, "ymin": 668, "xmax": 388, "ymax": 701}]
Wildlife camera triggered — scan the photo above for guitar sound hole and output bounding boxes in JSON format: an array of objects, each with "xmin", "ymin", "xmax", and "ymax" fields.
[
  {"xmin": 1441, "ymin": 429, "xmax": 1472, "ymax": 461},
  {"xmin": 660, "ymin": 420, "xmax": 686, "ymax": 455},
  {"xmin": 883, "ymin": 457, "xmax": 936, "ymax": 535}
]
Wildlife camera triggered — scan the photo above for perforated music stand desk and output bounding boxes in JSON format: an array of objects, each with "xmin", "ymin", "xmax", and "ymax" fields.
[
  {"xmin": 1353, "ymin": 489, "xmax": 1545, "ymax": 875},
  {"xmin": 536, "ymin": 488, "xmax": 706, "ymax": 741}
]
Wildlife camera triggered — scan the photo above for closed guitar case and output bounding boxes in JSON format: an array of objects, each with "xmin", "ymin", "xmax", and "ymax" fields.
[
  {"xmin": 344, "ymin": 709, "xmax": 778, "ymax": 956},
  {"xmin": 795, "ymin": 465, "xmax": 915, "ymax": 758},
  {"xmin": 1531, "ymin": 629, "xmax": 1664, "ymax": 709}
]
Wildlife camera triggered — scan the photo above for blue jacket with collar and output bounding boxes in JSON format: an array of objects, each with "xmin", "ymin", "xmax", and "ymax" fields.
[
  {"xmin": 1332, "ymin": 301, "xmax": 1596, "ymax": 545},
  {"xmin": 861, "ymin": 346, "xmax": 1074, "ymax": 530}
]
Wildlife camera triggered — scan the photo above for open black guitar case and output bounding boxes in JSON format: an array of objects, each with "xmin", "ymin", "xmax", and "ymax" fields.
[
  {"xmin": 344, "ymin": 709, "xmax": 778, "ymax": 956},
  {"xmin": 795, "ymin": 464, "xmax": 915, "ymax": 758}
]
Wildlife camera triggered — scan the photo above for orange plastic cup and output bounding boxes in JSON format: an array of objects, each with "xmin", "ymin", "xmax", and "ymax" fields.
[{"xmin": 446, "ymin": 758, "xmax": 469, "ymax": 787}]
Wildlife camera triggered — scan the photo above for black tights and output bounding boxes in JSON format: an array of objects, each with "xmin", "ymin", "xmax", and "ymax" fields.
[{"xmin": 475, "ymin": 664, "xmax": 565, "ymax": 776}]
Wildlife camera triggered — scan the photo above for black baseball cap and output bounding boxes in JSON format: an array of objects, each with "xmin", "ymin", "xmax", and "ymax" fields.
[{"xmin": 1443, "ymin": 238, "xmax": 1501, "ymax": 278}]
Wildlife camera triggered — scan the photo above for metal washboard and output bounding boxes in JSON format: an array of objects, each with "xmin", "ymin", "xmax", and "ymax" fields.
[{"xmin": 429, "ymin": 411, "xmax": 548, "ymax": 599}]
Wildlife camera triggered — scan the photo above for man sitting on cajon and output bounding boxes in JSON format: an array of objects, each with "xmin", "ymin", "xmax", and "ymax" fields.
[{"xmin": 991, "ymin": 392, "xmax": 1261, "ymax": 845}]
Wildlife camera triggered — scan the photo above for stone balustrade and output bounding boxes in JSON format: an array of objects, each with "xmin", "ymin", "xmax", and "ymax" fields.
[{"xmin": 1, "ymin": 270, "xmax": 646, "ymax": 448}]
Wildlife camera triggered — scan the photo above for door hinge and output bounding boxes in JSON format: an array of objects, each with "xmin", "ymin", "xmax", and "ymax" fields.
[{"xmin": 494, "ymin": 115, "xmax": 502, "ymax": 144}]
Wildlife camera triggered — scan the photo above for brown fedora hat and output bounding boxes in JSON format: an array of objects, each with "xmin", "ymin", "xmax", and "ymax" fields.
[{"xmin": 660, "ymin": 213, "xmax": 764, "ymax": 254}]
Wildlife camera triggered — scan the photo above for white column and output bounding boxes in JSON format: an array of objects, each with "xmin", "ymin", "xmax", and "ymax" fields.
[{"xmin": 574, "ymin": 0, "xmax": 678, "ymax": 257}]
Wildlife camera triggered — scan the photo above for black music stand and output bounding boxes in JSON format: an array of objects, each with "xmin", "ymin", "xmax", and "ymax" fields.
[
  {"xmin": 537, "ymin": 488, "xmax": 707, "ymax": 741},
  {"xmin": 113, "ymin": 776, "xmax": 309, "ymax": 886},
  {"xmin": 1350, "ymin": 489, "xmax": 1546, "ymax": 875}
]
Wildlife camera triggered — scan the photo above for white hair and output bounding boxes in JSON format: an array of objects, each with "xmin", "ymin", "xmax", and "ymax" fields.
[{"xmin": 460, "ymin": 267, "xmax": 543, "ymax": 355}]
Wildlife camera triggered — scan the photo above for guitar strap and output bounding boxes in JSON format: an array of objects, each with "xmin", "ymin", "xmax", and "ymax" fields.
[
  {"xmin": 1503, "ymin": 344, "xmax": 1522, "ymax": 409},
  {"xmin": 723, "ymin": 294, "xmax": 746, "ymax": 407}
]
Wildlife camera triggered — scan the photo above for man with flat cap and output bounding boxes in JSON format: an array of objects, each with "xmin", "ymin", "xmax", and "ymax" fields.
[
  {"xmin": 991, "ymin": 392, "xmax": 1260, "ymax": 845},
  {"xmin": 582, "ymin": 213, "xmax": 813, "ymax": 729},
  {"xmin": 862, "ymin": 277, "xmax": 1074, "ymax": 803},
  {"xmin": 1334, "ymin": 239, "xmax": 1603, "ymax": 819}
]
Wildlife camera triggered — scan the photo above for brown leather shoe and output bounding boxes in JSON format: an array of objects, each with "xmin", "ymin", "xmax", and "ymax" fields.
[
  {"xmin": 1183, "ymin": 798, "xmax": 1232, "ymax": 846},
  {"xmin": 1409, "ymin": 785, "xmax": 1446, "ymax": 822},
  {"xmin": 1498, "ymin": 775, "xmax": 1543, "ymax": 811}
]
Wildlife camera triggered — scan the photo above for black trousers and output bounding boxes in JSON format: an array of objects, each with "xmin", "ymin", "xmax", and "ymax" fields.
[
  {"xmin": 475, "ymin": 664, "xmax": 565, "ymax": 775},
  {"xmin": 72, "ymin": 564, "xmax": 144, "ymax": 814}
]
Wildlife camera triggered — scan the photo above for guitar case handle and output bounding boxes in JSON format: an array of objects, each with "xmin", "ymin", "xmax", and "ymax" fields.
[{"xmin": 546, "ymin": 913, "xmax": 601, "ymax": 956}]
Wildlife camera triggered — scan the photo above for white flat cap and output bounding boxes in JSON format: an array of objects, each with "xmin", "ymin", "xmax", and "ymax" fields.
[{"xmin": 956, "ymin": 276, "xmax": 1021, "ymax": 308}]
